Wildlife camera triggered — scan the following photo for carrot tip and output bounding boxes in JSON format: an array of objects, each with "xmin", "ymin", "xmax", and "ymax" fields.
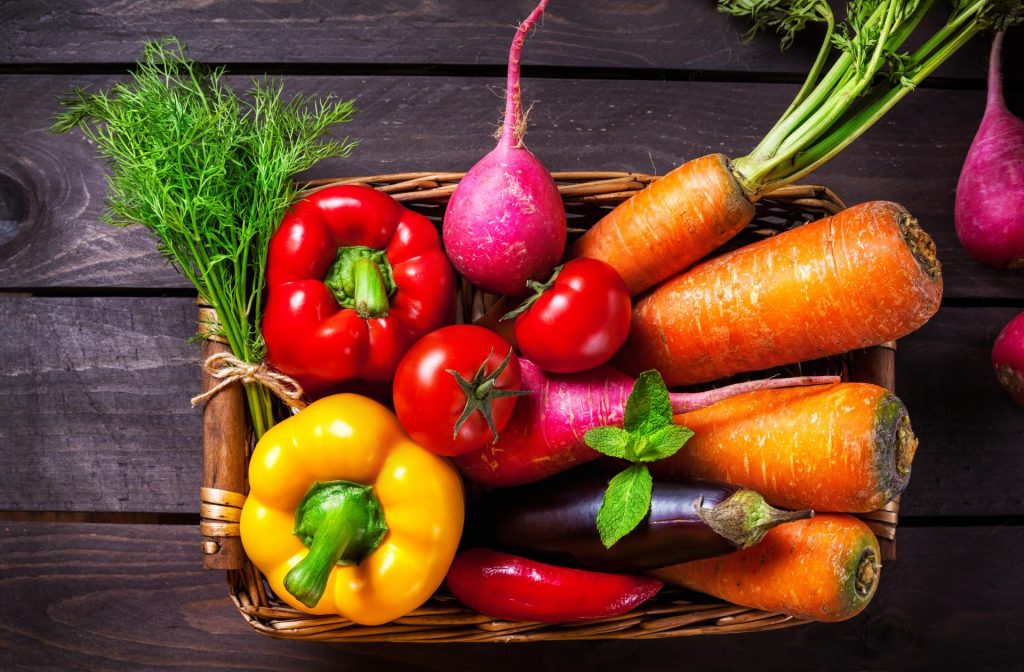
[
  {"xmin": 900, "ymin": 212, "xmax": 941, "ymax": 279},
  {"xmin": 855, "ymin": 547, "xmax": 881, "ymax": 599},
  {"xmin": 895, "ymin": 415, "xmax": 918, "ymax": 478}
]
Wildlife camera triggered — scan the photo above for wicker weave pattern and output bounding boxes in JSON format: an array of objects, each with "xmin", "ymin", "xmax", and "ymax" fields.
[{"xmin": 208, "ymin": 172, "xmax": 898, "ymax": 642}]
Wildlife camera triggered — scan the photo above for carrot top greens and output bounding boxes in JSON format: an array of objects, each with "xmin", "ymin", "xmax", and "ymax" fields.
[{"xmin": 718, "ymin": 0, "xmax": 1024, "ymax": 198}]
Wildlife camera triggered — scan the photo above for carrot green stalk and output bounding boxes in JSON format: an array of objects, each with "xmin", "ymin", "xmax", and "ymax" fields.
[
  {"xmin": 653, "ymin": 383, "xmax": 919, "ymax": 513},
  {"xmin": 653, "ymin": 514, "xmax": 881, "ymax": 622},
  {"xmin": 617, "ymin": 201, "xmax": 942, "ymax": 387},
  {"xmin": 571, "ymin": 1, "xmax": 1024, "ymax": 295}
]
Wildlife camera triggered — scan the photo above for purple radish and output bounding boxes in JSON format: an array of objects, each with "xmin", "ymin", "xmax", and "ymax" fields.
[
  {"xmin": 453, "ymin": 358, "xmax": 839, "ymax": 487},
  {"xmin": 443, "ymin": 0, "xmax": 566, "ymax": 296},
  {"xmin": 955, "ymin": 30, "xmax": 1024, "ymax": 269},
  {"xmin": 993, "ymin": 311, "xmax": 1024, "ymax": 407}
]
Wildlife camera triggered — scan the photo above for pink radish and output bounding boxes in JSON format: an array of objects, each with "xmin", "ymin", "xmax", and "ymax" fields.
[
  {"xmin": 955, "ymin": 30, "xmax": 1024, "ymax": 269},
  {"xmin": 443, "ymin": 0, "xmax": 566, "ymax": 296},
  {"xmin": 453, "ymin": 358, "xmax": 838, "ymax": 487},
  {"xmin": 993, "ymin": 311, "xmax": 1024, "ymax": 407}
]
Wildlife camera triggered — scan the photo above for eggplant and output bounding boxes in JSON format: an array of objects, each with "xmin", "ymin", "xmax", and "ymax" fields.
[{"xmin": 466, "ymin": 468, "xmax": 812, "ymax": 572}]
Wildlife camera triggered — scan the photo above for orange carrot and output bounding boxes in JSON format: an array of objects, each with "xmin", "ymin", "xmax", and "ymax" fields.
[
  {"xmin": 567, "ymin": 5, "xmax": 1008, "ymax": 295},
  {"xmin": 617, "ymin": 201, "xmax": 942, "ymax": 387},
  {"xmin": 652, "ymin": 515, "xmax": 881, "ymax": 623},
  {"xmin": 569, "ymin": 154, "xmax": 754, "ymax": 295},
  {"xmin": 652, "ymin": 383, "xmax": 918, "ymax": 513}
]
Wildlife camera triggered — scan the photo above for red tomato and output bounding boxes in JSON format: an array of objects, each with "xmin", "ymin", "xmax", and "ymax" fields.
[
  {"xmin": 393, "ymin": 325, "xmax": 525, "ymax": 456},
  {"xmin": 511, "ymin": 259, "xmax": 631, "ymax": 373}
]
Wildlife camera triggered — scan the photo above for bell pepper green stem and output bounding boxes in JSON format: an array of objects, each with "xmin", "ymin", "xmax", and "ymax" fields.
[
  {"xmin": 284, "ymin": 481, "xmax": 389, "ymax": 608},
  {"xmin": 323, "ymin": 245, "xmax": 396, "ymax": 314},
  {"xmin": 284, "ymin": 502, "xmax": 362, "ymax": 608},
  {"xmin": 353, "ymin": 257, "xmax": 390, "ymax": 319}
]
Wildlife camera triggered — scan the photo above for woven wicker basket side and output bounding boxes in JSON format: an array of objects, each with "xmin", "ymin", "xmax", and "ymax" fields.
[{"xmin": 200, "ymin": 172, "xmax": 900, "ymax": 642}]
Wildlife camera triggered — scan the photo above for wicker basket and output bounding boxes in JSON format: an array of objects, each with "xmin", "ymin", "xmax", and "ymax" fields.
[{"xmin": 197, "ymin": 172, "xmax": 900, "ymax": 642}]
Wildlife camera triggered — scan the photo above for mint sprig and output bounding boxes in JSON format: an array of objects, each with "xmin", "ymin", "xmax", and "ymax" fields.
[{"xmin": 585, "ymin": 370, "xmax": 694, "ymax": 548}]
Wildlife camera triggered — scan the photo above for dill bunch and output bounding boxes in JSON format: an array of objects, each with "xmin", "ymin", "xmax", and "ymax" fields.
[{"xmin": 51, "ymin": 38, "xmax": 357, "ymax": 438}]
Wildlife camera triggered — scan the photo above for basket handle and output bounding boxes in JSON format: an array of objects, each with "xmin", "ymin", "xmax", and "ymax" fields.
[
  {"xmin": 198, "ymin": 300, "xmax": 249, "ymax": 570},
  {"xmin": 845, "ymin": 340, "xmax": 896, "ymax": 392}
]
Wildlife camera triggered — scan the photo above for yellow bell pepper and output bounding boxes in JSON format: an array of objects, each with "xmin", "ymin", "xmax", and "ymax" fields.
[{"xmin": 239, "ymin": 393, "xmax": 464, "ymax": 625}]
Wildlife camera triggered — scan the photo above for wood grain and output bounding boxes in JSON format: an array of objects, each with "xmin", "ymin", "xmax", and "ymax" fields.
[
  {"xmin": 1, "ymin": 521, "xmax": 1021, "ymax": 671},
  {"xmin": 2, "ymin": 75, "xmax": 1022, "ymax": 298},
  {"xmin": 1, "ymin": 296, "xmax": 1021, "ymax": 516},
  {"xmin": 0, "ymin": 1, "xmax": 1018, "ymax": 83},
  {"xmin": 0, "ymin": 296, "xmax": 201, "ymax": 513}
]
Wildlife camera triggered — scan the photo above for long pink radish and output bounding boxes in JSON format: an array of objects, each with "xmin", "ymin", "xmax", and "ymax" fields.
[
  {"xmin": 955, "ymin": 30, "xmax": 1024, "ymax": 269},
  {"xmin": 443, "ymin": 0, "xmax": 566, "ymax": 296},
  {"xmin": 453, "ymin": 359, "xmax": 838, "ymax": 487}
]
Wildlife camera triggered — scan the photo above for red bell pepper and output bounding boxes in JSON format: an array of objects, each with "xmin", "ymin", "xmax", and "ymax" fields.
[
  {"xmin": 263, "ymin": 185, "xmax": 455, "ymax": 396},
  {"xmin": 445, "ymin": 548, "xmax": 663, "ymax": 623}
]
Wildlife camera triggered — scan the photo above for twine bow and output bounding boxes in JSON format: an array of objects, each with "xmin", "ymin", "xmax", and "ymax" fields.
[{"xmin": 191, "ymin": 352, "xmax": 307, "ymax": 410}]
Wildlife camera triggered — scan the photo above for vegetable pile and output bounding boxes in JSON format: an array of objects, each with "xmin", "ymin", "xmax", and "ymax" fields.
[{"xmin": 56, "ymin": 0, "xmax": 1023, "ymax": 634}]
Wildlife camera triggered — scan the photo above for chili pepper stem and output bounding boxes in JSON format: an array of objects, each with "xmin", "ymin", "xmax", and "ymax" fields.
[
  {"xmin": 353, "ymin": 258, "xmax": 390, "ymax": 319},
  {"xmin": 698, "ymin": 489, "xmax": 813, "ymax": 549},
  {"xmin": 284, "ymin": 481, "xmax": 389, "ymax": 608}
]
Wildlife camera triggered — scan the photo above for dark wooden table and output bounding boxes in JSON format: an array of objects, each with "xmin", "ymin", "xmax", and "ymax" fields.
[{"xmin": 2, "ymin": 2, "xmax": 1022, "ymax": 670}]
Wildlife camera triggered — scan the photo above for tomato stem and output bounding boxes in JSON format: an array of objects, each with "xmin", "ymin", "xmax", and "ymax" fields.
[
  {"xmin": 501, "ymin": 264, "xmax": 563, "ymax": 321},
  {"xmin": 447, "ymin": 348, "xmax": 531, "ymax": 442}
]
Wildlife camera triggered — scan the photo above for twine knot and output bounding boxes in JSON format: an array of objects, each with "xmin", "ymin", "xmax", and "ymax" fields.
[{"xmin": 191, "ymin": 352, "xmax": 306, "ymax": 410}]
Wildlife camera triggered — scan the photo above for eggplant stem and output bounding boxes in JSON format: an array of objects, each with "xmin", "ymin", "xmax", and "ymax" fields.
[{"xmin": 698, "ymin": 489, "xmax": 813, "ymax": 549}]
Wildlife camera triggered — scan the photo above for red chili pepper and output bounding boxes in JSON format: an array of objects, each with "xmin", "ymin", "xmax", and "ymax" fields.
[
  {"xmin": 263, "ymin": 185, "xmax": 455, "ymax": 396},
  {"xmin": 445, "ymin": 548, "xmax": 662, "ymax": 623}
]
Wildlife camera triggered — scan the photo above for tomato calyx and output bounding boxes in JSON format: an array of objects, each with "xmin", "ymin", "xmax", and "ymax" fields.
[
  {"xmin": 447, "ymin": 348, "xmax": 530, "ymax": 442},
  {"xmin": 500, "ymin": 265, "xmax": 564, "ymax": 321}
]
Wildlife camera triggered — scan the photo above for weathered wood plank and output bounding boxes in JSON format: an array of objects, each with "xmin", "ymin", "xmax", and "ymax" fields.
[
  {"xmin": 0, "ymin": 1, "xmax": 1018, "ymax": 84},
  {"xmin": 1, "ymin": 522, "xmax": 1021, "ymax": 670},
  {"xmin": 2, "ymin": 75, "xmax": 1022, "ymax": 298},
  {"xmin": 1, "ymin": 296, "xmax": 1021, "ymax": 515},
  {"xmin": 0, "ymin": 296, "xmax": 201, "ymax": 513},
  {"xmin": 895, "ymin": 307, "xmax": 1024, "ymax": 517}
]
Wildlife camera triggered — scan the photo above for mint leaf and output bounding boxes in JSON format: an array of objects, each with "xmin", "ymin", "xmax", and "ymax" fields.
[
  {"xmin": 586, "ymin": 369, "xmax": 696, "ymax": 546},
  {"xmin": 622, "ymin": 370, "xmax": 673, "ymax": 433},
  {"xmin": 584, "ymin": 426, "xmax": 632, "ymax": 459},
  {"xmin": 634, "ymin": 424, "xmax": 694, "ymax": 462},
  {"xmin": 597, "ymin": 464, "xmax": 653, "ymax": 548}
]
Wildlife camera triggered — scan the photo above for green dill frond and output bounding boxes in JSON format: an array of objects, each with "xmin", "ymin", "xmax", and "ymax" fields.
[{"xmin": 50, "ymin": 37, "xmax": 358, "ymax": 438}]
